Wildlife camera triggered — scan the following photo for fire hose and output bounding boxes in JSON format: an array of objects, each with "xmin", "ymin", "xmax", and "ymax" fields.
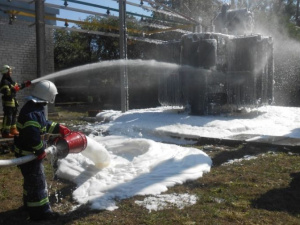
[{"xmin": 0, "ymin": 146, "xmax": 57, "ymax": 167}]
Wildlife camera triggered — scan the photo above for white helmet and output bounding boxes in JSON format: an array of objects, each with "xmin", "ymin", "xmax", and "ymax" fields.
[
  {"xmin": 29, "ymin": 80, "xmax": 58, "ymax": 104},
  {"xmin": 1, "ymin": 65, "xmax": 14, "ymax": 74}
]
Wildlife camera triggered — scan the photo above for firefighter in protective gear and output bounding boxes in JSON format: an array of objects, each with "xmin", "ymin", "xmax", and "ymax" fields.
[
  {"xmin": 14, "ymin": 80, "xmax": 70, "ymax": 221},
  {"xmin": 0, "ymin": 65, "xmax": 31, "ymax": 138}
]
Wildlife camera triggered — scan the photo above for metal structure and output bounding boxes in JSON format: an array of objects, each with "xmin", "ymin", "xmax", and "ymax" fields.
[
  {"xmin": 297, "ymin": 0, "xmax": 300, "ymax": 26},
  {"xmin": 2, "ymin": 1, "xmax": 275, "ymax": 115},
  {"xmin": 119, "ymin": 0, "xmax": 128, "ymax": 112},
  {"xmin": 35, "ymin": 0, "xmax": 46, "ymax": 78},
  {"xmin": 158, "ymin": 6, "xmax": 274, "ymax": 115},
  {"xmin": 3, "ymin": 0, "xmax": 198, "ymax": 113},
  {"xmin": 7, "ymin": 0, "xmax": 197, "ymax": 36}
]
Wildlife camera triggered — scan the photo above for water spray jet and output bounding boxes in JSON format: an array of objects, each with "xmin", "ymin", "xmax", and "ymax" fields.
[{"xmin": 30, "ymin": 59, "xmax": 181, "ymax": 84}]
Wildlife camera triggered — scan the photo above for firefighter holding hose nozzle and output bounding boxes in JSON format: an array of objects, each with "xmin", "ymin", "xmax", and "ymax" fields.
[
  {"xmin": 0, "ymin": 65, "xmax": 31, "ymax": 138},
  {"xmin": 14, "ymin": 80, "xmax": 71, "ymax": 221}
]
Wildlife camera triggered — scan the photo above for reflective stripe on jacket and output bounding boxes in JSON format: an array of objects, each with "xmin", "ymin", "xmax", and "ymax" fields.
[
  {"xmin": 14, "ymin": 100, "xmax": 60, "ymax": 157},
  {"xmin": 0, "ymin": 77, "xmax": 19, "ymax": 107}
]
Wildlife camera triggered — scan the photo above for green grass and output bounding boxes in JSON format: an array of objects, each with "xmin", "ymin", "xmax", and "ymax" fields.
[{"xmin": 1, "ymin": 146, "xmax": 300, "ymax": 224}]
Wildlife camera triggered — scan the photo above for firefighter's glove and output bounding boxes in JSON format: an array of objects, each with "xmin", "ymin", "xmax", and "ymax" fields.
[
  {"xmin": 18, "ymin": 81, "xmax": 31, "ymax": 89},
  {"xmin": 59, "ymin": 124, "xmax": 71, "ymax": 137},
  {"xmin": 37, "ymin": 151, "xmax": 46, "ymax": 160},
  {"xmin": 12, "ymin": 85, "xmax": 20, "ymax": 92},
  {"xmin": 24, "ymin": 80, "xmax": 31, "ymax": 87}
]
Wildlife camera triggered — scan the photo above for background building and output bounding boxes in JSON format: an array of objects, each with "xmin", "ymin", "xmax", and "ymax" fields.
[{"xmin": 0, "ymin": 1, "xmax": 58, "ymax": 108}]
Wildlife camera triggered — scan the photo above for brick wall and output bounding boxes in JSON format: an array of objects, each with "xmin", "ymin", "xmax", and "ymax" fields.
[{"xmin": 0, "ymin": 18, "xmax": 55, "ymax": 112}]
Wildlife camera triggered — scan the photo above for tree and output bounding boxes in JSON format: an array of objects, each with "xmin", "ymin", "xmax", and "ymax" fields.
[
  {"xmin": 54, "ymin": 29, "xmax": 95, "ymax": 71},
  {"xmin": 149, "ymin": 0, "xmax": 222, "ymax": 31},
  {"xmin": 245, "ymin": 0, "xmax": 300, "ymax": 40},
  {"xmin": 54, "ymin": 15, "xmax": 149, "ymax": 71}
]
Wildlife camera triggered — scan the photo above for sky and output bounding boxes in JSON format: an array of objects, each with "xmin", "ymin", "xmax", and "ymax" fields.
[
  {"xmin": 54, "ymin": 105, "xmax": 300, "ymax": 212},
  {"xmin": 45, "ymin": 0, "xmax": 152, "ymax": 27}
]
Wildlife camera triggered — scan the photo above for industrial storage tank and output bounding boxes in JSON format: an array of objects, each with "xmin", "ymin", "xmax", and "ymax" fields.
[{"xmin": 158, "ymin": 5, "xmax": 274, "ymax": 115}]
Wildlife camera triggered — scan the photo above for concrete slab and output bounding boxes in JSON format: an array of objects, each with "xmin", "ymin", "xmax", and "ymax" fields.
[
  {"xmin": 205, "ymin": 134, "xmax": 300, "ymax": 149},
  {"xmin": 224, "ymin": 134, "xmax": 259, "ymax": 141},
  {"xmin": 180, "ymin": 132, "xmax": 300, "ymax": 150}
]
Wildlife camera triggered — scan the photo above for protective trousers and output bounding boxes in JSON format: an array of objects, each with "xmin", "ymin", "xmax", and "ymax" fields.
[
  {"xmin": 2, "ymin": 106, "xmax": 17, "ymax": 134},
  {"xmin": 19, "ymin": 159, "xmax": 52, "ymax": 218}
]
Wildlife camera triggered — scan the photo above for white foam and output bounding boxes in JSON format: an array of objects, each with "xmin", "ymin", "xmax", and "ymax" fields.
[{"xmin": 81, "ymin": 136, "xmax": 111, "ymax": 169}]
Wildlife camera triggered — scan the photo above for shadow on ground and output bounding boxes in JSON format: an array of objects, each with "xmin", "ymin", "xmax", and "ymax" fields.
[
  {"xmin": 210, "ymin": 144, "xmax": 274, "ymax": 166},
  {"xmin": 0, "ymin": 205, "xmax": 103, "ymax": 225},
  {"xmin": 251, "ymin": 172, "xmax": 300, "ymax": 215},
  {"xmin": 208, "ymin": 144, "xmax": 300, "ymax": 215}
]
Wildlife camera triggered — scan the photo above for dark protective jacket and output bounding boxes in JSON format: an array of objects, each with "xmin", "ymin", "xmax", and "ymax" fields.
[
  {"xmin": 14, "ymin": 100, "xmax": 60, "ymax": 157},
  {"xmin": 0, "ymin": 75, "xmax": 23, "ymax": 107},
  {"xmin": 14, "ymin": 100, "xmax": 61, "ymax": 217}
]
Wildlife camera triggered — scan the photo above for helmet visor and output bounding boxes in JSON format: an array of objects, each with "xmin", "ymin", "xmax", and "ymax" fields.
[{"xmin": 26, "ymin": 95, "xmax": 48, "ymax": 103}]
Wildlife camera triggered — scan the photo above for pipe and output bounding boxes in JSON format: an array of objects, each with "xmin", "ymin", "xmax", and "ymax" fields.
[{"xmin": 0, "ymin": 146, "xmax": 56, "ymax": 167}]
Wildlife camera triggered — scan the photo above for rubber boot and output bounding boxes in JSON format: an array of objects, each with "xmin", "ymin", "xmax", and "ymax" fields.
[
  {"xmin": 10, "ymin": 127, "xmax": 19, "ymax": 136},
  {"xmin": 30, "ymin": 210, "xmax": 60, "ymax": 221}
]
